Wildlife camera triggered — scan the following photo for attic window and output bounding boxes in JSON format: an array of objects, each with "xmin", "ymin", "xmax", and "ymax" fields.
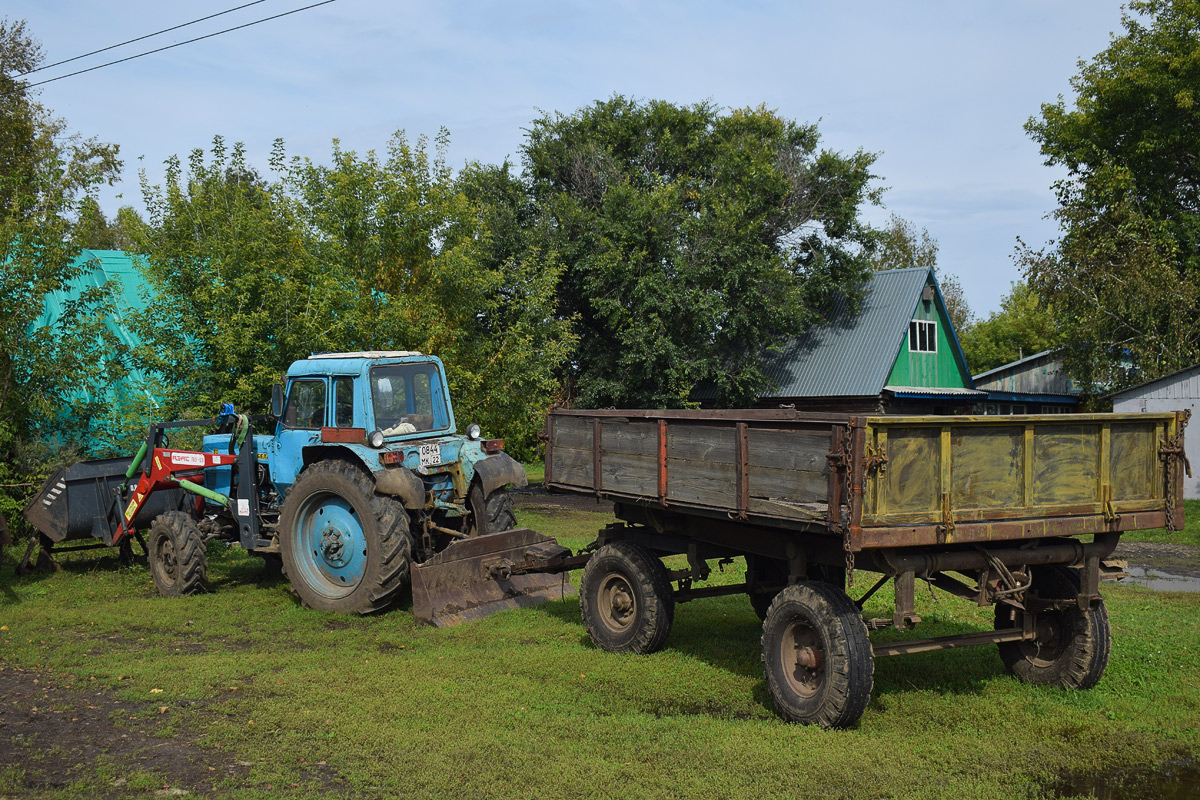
[{"xmin": 910, "ymin": 320, "xmax": 937, "ymax": 353}]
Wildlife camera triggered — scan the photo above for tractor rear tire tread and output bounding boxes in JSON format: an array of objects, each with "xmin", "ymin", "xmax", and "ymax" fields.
[{"xmin": 279, "ymin": 459, "xmax": 412, "ymax": 615}]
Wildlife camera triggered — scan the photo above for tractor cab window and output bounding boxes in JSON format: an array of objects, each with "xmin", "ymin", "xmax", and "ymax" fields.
[
  {"xmin": 371, "ymin": 364, "xmax": 448, "ymax": 435},
  {"xmin": 334, "ymin": 377, "xmax": 355, "ymax": 427},
  {"xmin": 283, "ymin": 379, "xmax": 327, "ymax": 429}
]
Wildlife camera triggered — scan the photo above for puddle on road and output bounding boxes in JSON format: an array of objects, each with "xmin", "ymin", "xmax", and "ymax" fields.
[
  {"xmin": 1119, "ymin": 565, "xmax": 1200, "ymax": 592},
  {"xmin": 1049, "ymin": 759, "xmax": 1200, "ymax": 799}
]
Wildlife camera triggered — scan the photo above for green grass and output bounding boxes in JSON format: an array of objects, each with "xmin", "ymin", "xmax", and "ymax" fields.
[
  {"xmin": 2, "ymin": 509, "xmax": 1199, "ymax": 799},
  {"xmin": 1120, "ymin": 498, "xmax": 1200, "ymax": 546},
  {"xmin": 522, "ymin": 459, "xmax": 545, "ymax": 484}
]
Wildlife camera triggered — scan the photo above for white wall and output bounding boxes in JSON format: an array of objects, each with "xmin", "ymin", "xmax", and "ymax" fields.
[{"xmin": 1113, "ymin": 369, "xmax": 1200, "ymax": 500}]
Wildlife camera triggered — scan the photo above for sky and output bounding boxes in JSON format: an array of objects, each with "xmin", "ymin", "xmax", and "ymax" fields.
[{"xmin": 6, "ymin": 0, "xmax": 1128, "ymax": 317}]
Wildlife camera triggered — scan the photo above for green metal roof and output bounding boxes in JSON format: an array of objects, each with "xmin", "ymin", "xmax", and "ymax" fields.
[{"xmin": 696, "ymin": 267, "xmax": 975, "ymax": 401}]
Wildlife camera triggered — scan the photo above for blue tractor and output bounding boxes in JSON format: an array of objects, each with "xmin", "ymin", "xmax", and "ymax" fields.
[{"xmin": 24, "ymin": 350, "xmax": 570, "ymax": 622}]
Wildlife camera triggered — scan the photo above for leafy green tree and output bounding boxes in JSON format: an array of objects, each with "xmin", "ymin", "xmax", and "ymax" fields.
[
  {"xmin": 874, "ymin": 213, "xmax": 938, "ymax": 272},
  {"xmin": 130, "ymin": 137, "xmax": 336, "ymax": 418},
  {"xmin": 872, "ymin": 213, "xmax": 972, "ymax": 334},
  {"xmin": 959, "ymin": 281, "xmax": 1061, "ymax": 374},
  {"xmin": 281, "ymin": 132, "xmax": 574, "ymax": 456},
  {"xmin": 74, "ymin": 196, "xmax": 140, "ymax": 251},
  {"xmin": 133, "ymin": 133, "xmax": 573, "ymax": 458},
  {"xmin": 523, "ymin": 97, "xmax": 882, "ymax": 407},
  {"xmin": 1021, "ymin": 0, "xmax": 1200, "ymax": 391},
  {"xmin": 0, "ymin": 18, "xmax": 122, "ymax": 524}
]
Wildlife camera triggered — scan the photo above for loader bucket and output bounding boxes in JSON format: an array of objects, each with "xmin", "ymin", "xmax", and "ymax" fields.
[
  {"xmin": 410, "ymin": 528, "xmax": 577, "ymax": 627},
  {"xmin": 23, "ymin": 458, "xmax": 183, "ymax": 545}
]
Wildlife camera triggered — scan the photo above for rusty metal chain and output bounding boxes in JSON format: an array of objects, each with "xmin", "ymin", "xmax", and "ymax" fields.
[
  {"xmin": 1160, "ymin": 409, "xmax": 1191, "ymax": 532},
  {"xmin": 840, "ymin": 422, "xmax": 856, "ymax": 587}
]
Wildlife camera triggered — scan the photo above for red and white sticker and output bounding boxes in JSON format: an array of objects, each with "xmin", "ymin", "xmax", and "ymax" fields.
[{"xmin": 170, "ymin": 452, "xmax": 207, "ymax": 467}]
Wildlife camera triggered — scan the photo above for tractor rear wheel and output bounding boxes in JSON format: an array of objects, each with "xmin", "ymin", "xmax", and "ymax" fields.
[
  {"xmin": 148, "ymin": 512, "xmax": 207, "ymax": 596},
  {"xmin": 279, "ymin": 460, "xmax": 413, "ymax": 614}
]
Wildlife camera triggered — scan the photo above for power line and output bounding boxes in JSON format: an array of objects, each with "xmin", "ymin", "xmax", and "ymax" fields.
[
  {"xmin": 18, "ymin": 1, "xmax": 271, "ymax": 77},
  {"xmin": 21, "ymin": 0, "xmax": 338, "ymax": 90}
]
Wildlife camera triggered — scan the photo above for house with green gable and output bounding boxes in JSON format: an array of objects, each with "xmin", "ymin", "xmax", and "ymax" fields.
[{"xmin": 698, "ymin": 267, "xmax": 983, "ymax": 414}]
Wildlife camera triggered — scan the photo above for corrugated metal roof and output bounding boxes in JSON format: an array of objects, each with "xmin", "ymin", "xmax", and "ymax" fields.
[
  {"xmin": 972, "ymin": 349, "xmax": 1056, "ymax": 382},
  {"xmin": 757, "ymin": 267, "xmax": 931, "ymax": 398},
  {"xmin": 883, "ymin": 386, "xmax": 986, "ymax": 398},
  {"xmin": 1109, "ymin": 363, "xmax": 1200, "ymax": 402}
]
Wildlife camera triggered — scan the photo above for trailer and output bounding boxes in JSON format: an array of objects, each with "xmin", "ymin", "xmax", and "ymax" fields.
[{"xmin": 538, "ymin": 407, "xmax": 1189, "ymax": 727}]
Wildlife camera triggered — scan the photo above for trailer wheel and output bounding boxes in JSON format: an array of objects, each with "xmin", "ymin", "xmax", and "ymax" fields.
[
  {"xmin": 279, "ymin": 460, "xmax": 413, "ymax": 614},
  {"xmin": 467, "ymin": 483, "xmax": 516, "ymax": 536},
  {"xmin": 761, "ymin": 581, "xmax": 874, "ymax": 728},
  {"xmin": 148, "ymin": 512, "xmax": 208, "ymax": 597},
  {"xmin": 580, "ymin": 541, "xmax": 674, "ymax": 654},
  {"xmin": 994, "ymin": 565, "xmax": 1112, "ymax": 690},
  {"xmin": 746, "ymin": 557, "xmax": 847, "ymax": 621}
]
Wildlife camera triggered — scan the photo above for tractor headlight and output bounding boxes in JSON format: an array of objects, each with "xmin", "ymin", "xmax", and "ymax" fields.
[
  {"xmin": 466, "ymin": 423, "xmax": 481, "ymax": 440},
  {"xmin": 367, "ymin": 429, "xmax": 385, "ymax": 448}
]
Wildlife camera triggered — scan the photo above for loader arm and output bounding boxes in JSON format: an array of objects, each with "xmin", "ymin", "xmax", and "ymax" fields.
[{"xmin": 113, "ymin": 448, "xmax": 239, "ymax": 544}]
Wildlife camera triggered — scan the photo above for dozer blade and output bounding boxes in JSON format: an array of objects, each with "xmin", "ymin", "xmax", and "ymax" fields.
[{"xmin": 411, "ymin": 528, "xmax": 577, "ymax": 627}]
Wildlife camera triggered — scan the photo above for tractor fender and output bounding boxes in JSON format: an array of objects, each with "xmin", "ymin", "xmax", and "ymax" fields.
[
  {"xmin": 374, "ymin": 467, "xmax": 426, "ymax": 510},
  {"xmin": 472, "ymin": 452, "xmax": 528, "ymax": 497}
]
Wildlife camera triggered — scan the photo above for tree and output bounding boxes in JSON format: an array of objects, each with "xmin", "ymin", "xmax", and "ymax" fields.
[
  {"xmin": 874, "ymin": 213, "xmax": 938, "ymax": 272},
  {"xmin": 959, "ymin": 281, "xmax": 1061, "ymax": 374},
  {"xmin": 130, "ymin": 137, "xmax": 342, "ymax": 419},
  {"xmin": 0, "ymin": 18, "xmax": 122, "ymax": 523},
  {"xmin": 132, "ymin": 133, "xmax": 573, "ymax": 458},
  {"xmin": 523, "ymin": 97, "xmax": 882, "ymax": 407},
  {"xmin": 74, "ymin": 196, "xmax": 140, "ymax": 250},
  {"xmin": 1021, "ymin": 0, "xmax": 1200, "ymax": 392},
  {"xmin": 872, "ymin": 213, "xmax": 972, "ymax": 333},
  {"xmin": 281, "ymin": 133, "xmax": 574, "ymax": 457}
]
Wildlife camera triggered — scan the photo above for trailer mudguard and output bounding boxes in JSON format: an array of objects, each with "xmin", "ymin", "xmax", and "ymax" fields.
[
  {"xmin": 473, "ymin": 452, "xmax": 529, "ymax": 496},
  {"xmin": 374, "ymin": 466, "xmax": 426, "ymax": 509}
]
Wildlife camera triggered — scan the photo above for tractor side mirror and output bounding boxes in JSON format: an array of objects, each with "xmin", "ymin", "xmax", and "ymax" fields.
[{"xmin": 270, "ymin": 383, "xmax": 284, "ymax": 419}]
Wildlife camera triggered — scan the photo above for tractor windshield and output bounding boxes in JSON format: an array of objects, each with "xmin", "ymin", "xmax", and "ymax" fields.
[{"xmin": 370, "ymin": 363, "xmax": 450, "ymax": 435}]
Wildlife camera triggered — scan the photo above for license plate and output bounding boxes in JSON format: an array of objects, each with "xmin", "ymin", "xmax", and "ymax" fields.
[{"xmin": 418, "ymin": 443, "xmax": 442, "ymax": 468}]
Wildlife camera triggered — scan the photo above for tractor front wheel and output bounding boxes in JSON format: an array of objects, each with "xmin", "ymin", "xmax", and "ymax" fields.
[
  {"xmin": 467, "ymin": 483, "xmax": 517, "ymax": 536},
  {"xmin": 279, "ymin": 460, "xmax": 413, "ymax": 614},
  {"xmin": 148, "ymin": 511, "xmax": 207, "ymax": 596}
]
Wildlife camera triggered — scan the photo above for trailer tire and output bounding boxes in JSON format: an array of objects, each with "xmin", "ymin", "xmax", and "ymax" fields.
[
  {"xmin": 580, "ymin": 541, "xmax": 674, "ymax": 654},
  {"xmin": 467, "ymin": 483, "xmax": 516, "ymax": 536},
  {"xmin": 995, "ymin": 565, "xmax": 1111, "ymax": 690},
  {"xmin": 761, "ymin": 581, "xmax": 874, "ymax": 728},
  {"xmin": 280, "ymin": 460, "xmax": 413, "ymax": 615},
  {"xmin": 746, "ymin": 557, "xmax": 847, "ymax": 621},
  {"xmin": 148, "ymin": 512, "xmax": 207, "ymax": 597}
]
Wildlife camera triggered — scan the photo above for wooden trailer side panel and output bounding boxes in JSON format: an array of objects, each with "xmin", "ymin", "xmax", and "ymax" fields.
[
  {"xmin": 854, "ymin": 413, "xmax": 1182, "ymax": 549},
  {"xmin": 546, "ymin": 412, "xmax": 836, "ymax": 525}
]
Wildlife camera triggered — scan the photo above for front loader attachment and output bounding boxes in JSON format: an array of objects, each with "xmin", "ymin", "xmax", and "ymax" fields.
[
  {"xmin": 410, "ymin": 528, "xmax": 579, "ymax": 627},
  {"xmin": 23, "ymin": 457, "xmax": 183, "ymax": 545}
]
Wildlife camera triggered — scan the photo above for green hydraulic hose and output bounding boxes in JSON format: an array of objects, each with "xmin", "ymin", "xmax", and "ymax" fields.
[
  {"xmin": 177, "ymin": 479, "xmax": 229, "ymax": 507},
  {"xmin": 126, "ymin": 441, "xmax": 148, "ymax": 478}
]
